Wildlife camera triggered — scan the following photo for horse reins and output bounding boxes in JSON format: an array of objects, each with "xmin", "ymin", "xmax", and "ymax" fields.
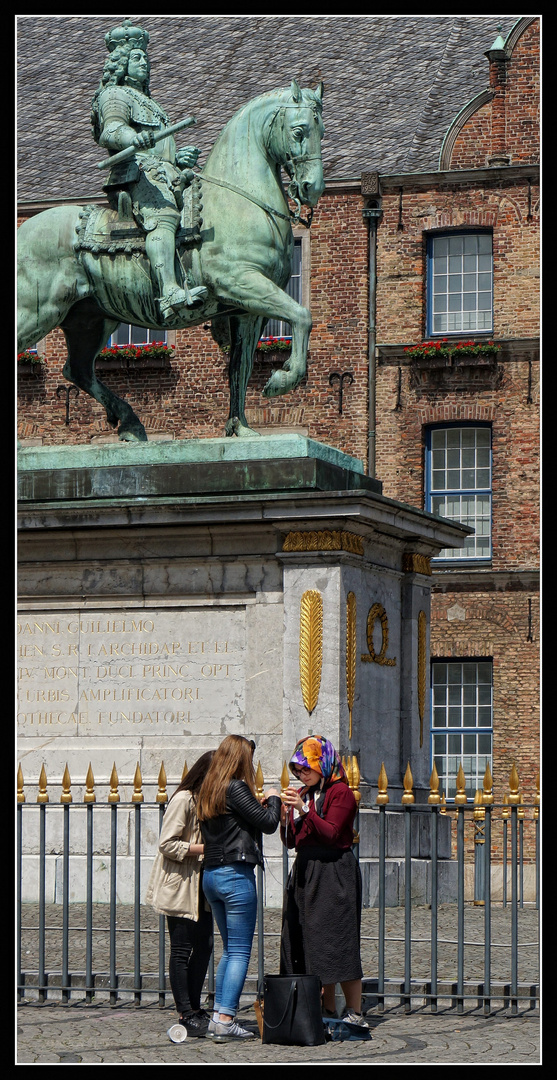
[{"xmin": 193, "ymin": 102, "xmax": 321, "ymax": 229}]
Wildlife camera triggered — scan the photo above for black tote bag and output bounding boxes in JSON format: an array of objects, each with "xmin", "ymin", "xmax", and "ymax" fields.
[{"xmin": 260, "ymin": 974, "xmax": 326, "ymax": 1046}]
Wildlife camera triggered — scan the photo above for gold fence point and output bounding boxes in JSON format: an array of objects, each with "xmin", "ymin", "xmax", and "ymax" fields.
[
  {"xmin": 37, "ymin": 764, "xmax": 49, "ymax": 804},
  {"xmin": 401, "ymin": 761, "xmax": 415, "ymax": 804},
  {"xmin": 255, "ymin": 761, "xmax": 264, "ymax": 801},
  {"xmin": 84, "ymin": 763, "xmax": 96, "ymax": 803},
  {"xmin": 156, "ymin": 762, "xmax": 168, "ymax": 804},
  {"xmin": 473, "ymin": 789, "xmax": 485, "ymax": 821},
  {"xmin": 281, "ymin": 762, "xmax": 290, "ymax": 791},
  {"xmin": 428, "ymin": 762, "xmax": 441, "ymax": 804},
  {"xmin": 351, "ymin": 754, "xmax": 361, "ymax": 802},
  {"xmin": 17, "ymin": 764, "xmax": 25, "ymax": 804},
  {"xmin": 376, "ymin": 762, "xmax": 389, "ymax": 805},
  {"xmin": 108, "ymin": 762, "xmax": 120, "ymax": 804},
  {"xmin": 181, "ymin": 760, "xmax": 189, "ymax": 783},
  {"xmin": 507, "ymin": 762, "xmax": 521, "ymax": 805},
  {"xmin": 517, "ymin": 793, "xmax": 525, "ymax": 820},
  {"xmin": 132, "ymin": 762, "xmax": 144, "ymax": 804},
  {"xmin": 454, "ymin": 763, "xmax": 468, "ymax": 805},
  {"xmin": 440, "ymin": 792, "xmax": 447, "ymax": 815},
  {"xmin": 534, "ymin": 772, "xmax": 540, "ymax": 819},
  {"xmin": 60, "ymin": 763, "xmax": 72, "ymax": 804},
  {"xmin": 482, "ymin": 762, "xmax": 494, "ymax": 805},
  {"xmin": 502, "ymin": 793, "xmax": 510, "ymax": 820}
]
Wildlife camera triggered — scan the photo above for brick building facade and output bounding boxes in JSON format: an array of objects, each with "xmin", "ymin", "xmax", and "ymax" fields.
[{"xmin": 17, "ymin": 17, "xmax": 540, "ymax": 812}]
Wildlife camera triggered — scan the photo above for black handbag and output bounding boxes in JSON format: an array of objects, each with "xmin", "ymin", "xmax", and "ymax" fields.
[{"xmin": 260, "ymin": 974, "xmax": 326, "ymax": 1046}]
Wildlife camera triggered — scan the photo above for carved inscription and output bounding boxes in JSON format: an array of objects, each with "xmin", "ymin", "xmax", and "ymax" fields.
[{"xmin": 17, "ymin": 610, "xmax": 245, "ymax": 734}]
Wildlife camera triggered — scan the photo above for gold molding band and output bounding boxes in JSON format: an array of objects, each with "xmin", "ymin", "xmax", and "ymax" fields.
[
  {"xmin": 283, "ymin": 530, "xmax": 364, "ymax": 555},
  {"xmin": 299, "ymin": 589, "xmax": 323, "ymax": 715},
  {"xmin": 403, "ymin": 553, "xmax": 432, "ymax": 576},
  {"xmin": 361, "ymin": 603, "xmax": 397, "ymax": 666}
]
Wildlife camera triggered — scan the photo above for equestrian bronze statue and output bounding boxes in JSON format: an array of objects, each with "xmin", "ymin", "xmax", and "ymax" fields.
[{"xmin": 17, "ymin": 19, "xmax": 325, "ymax": 441}]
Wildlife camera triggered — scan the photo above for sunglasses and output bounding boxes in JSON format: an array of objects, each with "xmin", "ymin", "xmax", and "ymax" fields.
[{"xmin": 292, "ymin": 764, "xmax": 312, "ymax": 777}]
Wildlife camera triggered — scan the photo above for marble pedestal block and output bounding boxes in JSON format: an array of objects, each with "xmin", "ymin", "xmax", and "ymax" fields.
[{"xmin": 18, "ymin": 436, "xmax": 469, "ymax": 905}]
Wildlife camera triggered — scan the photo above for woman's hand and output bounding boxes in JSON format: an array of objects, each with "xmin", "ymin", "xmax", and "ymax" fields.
[{"xmin": 280, "ymin": 786, "xmax": 305, "ymax": 813}]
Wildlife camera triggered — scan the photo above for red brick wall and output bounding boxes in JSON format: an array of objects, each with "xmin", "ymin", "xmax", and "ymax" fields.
[
  {"xmin": 450, "ymin": 18, "xmax": 540, "ymax": 169},
  {"xmin": 375, "ymin": 180, "xmax": 539, "ymax": 345}
]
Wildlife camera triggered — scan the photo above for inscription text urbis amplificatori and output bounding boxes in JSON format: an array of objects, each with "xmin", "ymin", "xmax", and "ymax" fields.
[{"xmin": 17, "ymin": 611, "xmax": 245, "ymax": 733}]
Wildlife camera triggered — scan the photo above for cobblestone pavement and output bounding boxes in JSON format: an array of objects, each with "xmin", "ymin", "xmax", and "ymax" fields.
[{"xmin": 17, "ymin": 904, "xmax": 540, "ymax": 1064}]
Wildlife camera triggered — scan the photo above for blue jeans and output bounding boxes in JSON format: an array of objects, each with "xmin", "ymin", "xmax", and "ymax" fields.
[{"xmin": 202, "ymin": 863, "xmax": 258, "ymax": 1017}]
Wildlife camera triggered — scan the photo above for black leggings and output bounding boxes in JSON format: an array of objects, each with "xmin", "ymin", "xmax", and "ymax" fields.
[{"xmin": 167, "ymin": 906, "xmax": 213, "ymax": 1016}]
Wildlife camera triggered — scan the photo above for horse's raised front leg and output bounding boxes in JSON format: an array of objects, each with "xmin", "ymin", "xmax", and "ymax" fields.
[
  {"xmin": 225, "ymin": 314, "xmax": 265, "ymax": 437},
  {"xmin": 216, "ymin": 270, "xmax": 312, "ymax": 402},
  {"xmin": 60, "ymin": 299, "xmax": 148, "ymax": 442}
]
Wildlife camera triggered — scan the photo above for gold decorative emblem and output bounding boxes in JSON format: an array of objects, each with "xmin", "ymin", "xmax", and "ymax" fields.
[
  {"xmin": 402, "ymin": 553, "xmax": 432, "ymax": 576},
  {"xmin": 361, "ymin": 603, "xmax": 396, "ymax": 666},
  {"xmin": 346, "ymin": 592, "xmax": 357, "ymax": 739},
  {"xmin": 418, "ymin": 609, "xmax": 427, "ymax": 747},
  {"xmin": 283, "ymin": 530, "xmax": 364, "ymax": 554},
  {"xmin": 299, "ymin": 590, "xmax": 323, "ymax": 714}
]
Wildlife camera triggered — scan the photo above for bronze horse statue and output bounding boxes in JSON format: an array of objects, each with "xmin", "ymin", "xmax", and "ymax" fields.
[{"xmin": 17, "ymin": 81, "xmax": 325, "ymax": 441}]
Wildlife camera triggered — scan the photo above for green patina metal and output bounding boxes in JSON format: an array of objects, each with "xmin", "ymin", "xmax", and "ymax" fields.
[{"xmin": 17, "ymin": 19, "xmax": 325, "ymax": 442}]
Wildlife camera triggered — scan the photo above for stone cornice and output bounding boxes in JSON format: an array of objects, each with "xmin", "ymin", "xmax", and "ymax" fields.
[{"xmin": 18, "ymin": 163, "xmax": 540, "ymax": 217}]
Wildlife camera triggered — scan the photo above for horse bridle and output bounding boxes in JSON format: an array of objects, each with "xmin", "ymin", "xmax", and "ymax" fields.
[{"xmin": 194, "ymin": 102, "xmax": 321, "ymax": 229}]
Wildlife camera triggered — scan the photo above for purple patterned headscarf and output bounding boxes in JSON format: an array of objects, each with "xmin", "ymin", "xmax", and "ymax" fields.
[{"xmin": 289, "ymin": 735, "xmax": 348, "ymax": 785}]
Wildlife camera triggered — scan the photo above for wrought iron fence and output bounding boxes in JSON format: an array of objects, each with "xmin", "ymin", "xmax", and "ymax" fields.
[{"xmin": 16, "ymin": 758, "xmax": 540, "ymax": 1015}]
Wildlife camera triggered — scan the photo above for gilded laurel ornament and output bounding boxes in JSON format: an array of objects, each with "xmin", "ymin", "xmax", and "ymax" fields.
[
  {"xmin": 361, "ymin": 603, "xmax": 396, "ymax": 666},
  {"xmin": 346, "ymin": 591, "xmax": 357, "ymax": 739},
  {"xmin": 299, "ymin": 589, "xmax": 323, "ymax": 714}
]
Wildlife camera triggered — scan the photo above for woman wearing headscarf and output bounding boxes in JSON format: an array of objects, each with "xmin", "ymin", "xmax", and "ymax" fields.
[{"xmin": 280, "ymin": 735, "xmax": 368, "ymax": 1027}]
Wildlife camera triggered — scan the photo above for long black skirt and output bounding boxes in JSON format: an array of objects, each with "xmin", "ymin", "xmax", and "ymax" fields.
[{"xmin": 280, "ymin": 846, "xmax": 363, "ymax": 985}]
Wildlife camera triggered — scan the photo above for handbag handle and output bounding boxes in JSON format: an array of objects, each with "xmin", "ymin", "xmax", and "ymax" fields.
[{"xmin": 261, "ymin": 979, "xmax": 297, "ymax": 1031}]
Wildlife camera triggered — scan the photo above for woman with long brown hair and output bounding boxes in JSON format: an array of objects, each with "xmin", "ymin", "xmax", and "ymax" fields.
[
  {"xmin": 196, "ymin": 735, "xmax": 281, "ymax": 1042},
  {"xmin": 146, "ymin": 751, "xmax": 214, "ymax": 1042}
]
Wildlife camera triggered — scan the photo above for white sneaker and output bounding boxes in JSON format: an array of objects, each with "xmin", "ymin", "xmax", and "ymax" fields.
[
  {"xmin": 341, "ymin": 1010, "xmax": 369, "ymax": 1028},
  {"xmin": 207, "ymin": 1018, "xmax": 256, "ymax": 1041}
]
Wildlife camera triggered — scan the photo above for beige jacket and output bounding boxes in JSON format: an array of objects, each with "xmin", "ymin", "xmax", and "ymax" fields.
[{"xmin": 145, "ymin": 789, "xmax": 207, "ymax": 919}]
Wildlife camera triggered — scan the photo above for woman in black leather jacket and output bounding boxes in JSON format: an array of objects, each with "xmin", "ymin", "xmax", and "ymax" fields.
[{"xmin": 196, "ymin": 735, "xmax": 281, "ymax": 1042}]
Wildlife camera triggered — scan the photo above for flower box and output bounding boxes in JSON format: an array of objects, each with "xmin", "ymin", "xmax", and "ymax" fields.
[
  {"xmin": 17, "ymin": 351, "xmax": 46, "ymax": 374},
  {"xmin": 404, "ymin": 339, "xmax": 501, "ymax": 364},
  {"xmin": 96, "ymin": 342, "xmax": 174, "ymax": 371}
]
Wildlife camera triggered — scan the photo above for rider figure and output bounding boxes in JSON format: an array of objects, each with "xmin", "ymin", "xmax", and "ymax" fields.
[{"xmin": 91, "ymin": 19, "xmax": 207, "ymax": 322}]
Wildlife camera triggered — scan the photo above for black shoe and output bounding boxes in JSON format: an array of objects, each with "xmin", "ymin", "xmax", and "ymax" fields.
[{"xmin": 182, "ymin": 1011, "xmax": 211, "ymax": 1037}]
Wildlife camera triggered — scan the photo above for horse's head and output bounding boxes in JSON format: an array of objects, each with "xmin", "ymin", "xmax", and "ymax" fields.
[{"xmin": 268, "ymin": 80, "xmax": 325, "ymax": 216}]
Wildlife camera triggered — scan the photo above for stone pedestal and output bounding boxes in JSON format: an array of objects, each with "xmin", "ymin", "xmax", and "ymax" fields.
[{"xmin": 17, "ymin": 435, "xmax": 469, "ymax": 904}]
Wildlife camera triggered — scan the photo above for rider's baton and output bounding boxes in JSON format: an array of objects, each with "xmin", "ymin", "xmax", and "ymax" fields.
[{"xmin": 96, "ymin": 116, "xmax": 197, "ymax": 170}]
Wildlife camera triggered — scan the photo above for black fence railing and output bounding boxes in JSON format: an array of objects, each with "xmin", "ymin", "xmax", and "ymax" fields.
[{"xmin": 17, "ymin": 793, "xmax": 540, "ymax": 1015}]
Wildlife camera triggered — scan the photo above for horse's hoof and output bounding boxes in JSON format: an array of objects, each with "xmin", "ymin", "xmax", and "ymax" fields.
[
  {"xmin": 225, "ymin": 416, "xmax": 260, "ymax": 438},
  {"xmin": 118, "ymin": 423, "xmax": 148, "ymax": 442},
  {"xmin": 263, "ymin": 369, "xmax": 296, "ymax": 398}
]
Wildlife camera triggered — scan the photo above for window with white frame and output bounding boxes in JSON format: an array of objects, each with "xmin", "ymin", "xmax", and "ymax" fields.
[
  {"xmin": 109, "ymin": 324, "xmax": 167, "ymax": 347},
  {"xmin": 261, "ymin": 236, "xmax": 303, "ymax": 339},
  {"xmin": 428, "ymin": 231, "xmax": 493, "ymax": 336},
  {"xmin": 426, "ymin": 425, "xmax": 492, "ymax": 561},
  {"xmin": 431, "ymin": 659, "xmax": 493, "ymax": 800}
]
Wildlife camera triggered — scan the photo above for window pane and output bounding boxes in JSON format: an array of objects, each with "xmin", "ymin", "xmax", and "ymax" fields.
[
  {"xmin": 429, "ymin": 426, "xmax": 492, "ymax": 559},
  {"xmin": 430, "ymin": 660, "xmax": 493, "ymax": 801},
  {"xmin": 429, "ymin": 233, "xmax": 492, "ymax": 335}
]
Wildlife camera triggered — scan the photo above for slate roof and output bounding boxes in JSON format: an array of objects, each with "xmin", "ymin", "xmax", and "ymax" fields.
[{"xmin": 17, "ymin": 15, "xmax": 519, "ymax": 203}]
